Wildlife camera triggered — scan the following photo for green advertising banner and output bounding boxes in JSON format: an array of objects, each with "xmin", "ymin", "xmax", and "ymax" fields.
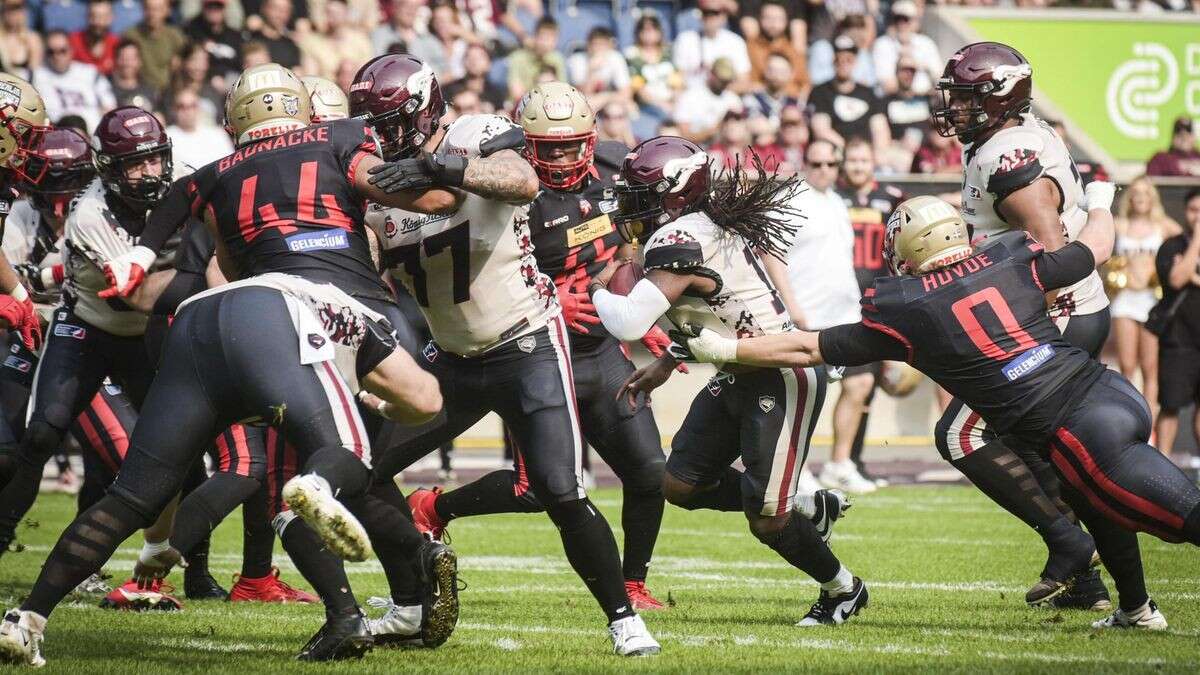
[{"xmin": 965, "ymin": 17, "xmax": 1199, "ymax": 164}]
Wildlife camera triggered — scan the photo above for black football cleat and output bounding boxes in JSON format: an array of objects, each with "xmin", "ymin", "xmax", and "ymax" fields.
[
  {"xmin": 796, "ymin": 577, "xmax": 869, "ymax": 626},
  {"xmin": 1027, "ymin": 533, "xmax": 1097, "ymax": 607},
  {"xmin": 297, "ymin": 610, "xmax": 374, "ymax": 661},
  {"xmin": 1051, "ymin": 568, "xmax": 1112, "ymax": 611},
  {"xmin": 417, "ymin": 540, "xmax": 460, "ymax": 648},
  {"xmin": 184, "ymin": 569, "xmax": 229, "ymax": 600}
]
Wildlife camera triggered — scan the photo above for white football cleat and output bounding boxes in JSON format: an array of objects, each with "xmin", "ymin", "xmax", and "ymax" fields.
[
  {"xmin": 282, "ymin": 474, "xmax": 373, "ymax": 562},
  {"xmin": 1091, "ymin": 599, "xmax": 1168, "ymax": 631},
  {"xmin": 0, "ymin": 610, "xmax": 46, "ymax": 667},
  {"xmin": 818, "ymin": 461, "xmax": 877, "ymax": 495},
  {"xmin": 609, "ymin": 615, "xmax": 660, "ymax": 656},
  {"xmin": 365, "ymin": 597, "xmax": 423, "ymax": 646}
]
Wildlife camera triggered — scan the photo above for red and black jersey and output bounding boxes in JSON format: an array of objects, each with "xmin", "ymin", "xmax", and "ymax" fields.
[
  {"xmin": 837, "ymin": 182, "xmax": 904, "ymax": 292},
  {"xmin": 819, "ymin": 231, "xmax": 1106, "ymax": 441},
  {"xmin": 185, "ymin": 118, "xmax": 391, "ymax": 303},
  {"xmin": 526, "ymin": 140, "xmax": 628, "ymax": 349}
]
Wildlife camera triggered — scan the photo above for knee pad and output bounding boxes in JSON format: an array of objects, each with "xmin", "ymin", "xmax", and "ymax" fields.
[
  {"xmin": 20, "ymin": 420, "xmax": 62, "ymax": 467},
  {"xmin": 933, "ymin": 414, "xmax": 955, "ymax": 464},
  {"xmin": 748, "ymin": 512, "xmax": 790, "ymax": 544}
]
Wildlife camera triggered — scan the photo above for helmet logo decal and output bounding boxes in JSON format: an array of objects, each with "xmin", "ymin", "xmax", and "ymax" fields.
[
  {"xmin": 349, "ymin": 79, "xmax": 374, "ymax": 92},
  {"xmin": 283, "ymin": 94, "xmax": 300, "ymax": 117},
  {"xmin": 122, "ymin": 114, "xmax": 152, "ymax": 129},
  {"xmin": 991, "ymin": 64, "xmax": 1031, "ymax": 96},
  {"xmin": 0, "ymin": 81, "xmax": 19, "ymax": 109},
  {"xmin": 662, "ymin": 152, "xmax": 709, "ymax": 194},
  {"xmin": 542, "ymin": 96, "xmax": 573, "ymax": 120},
  {"xmin": 405, "ymin": 66, "xmax": 436, "ymax": 112}
]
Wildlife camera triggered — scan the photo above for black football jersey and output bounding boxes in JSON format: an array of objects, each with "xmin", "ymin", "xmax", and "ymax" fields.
[
  {"xmin": 526, "ymin": 140, "xmax": 628, "ymax": 349},
  {"xmin": 855, "ymin": 232, "xmax": 1104, "ymax": 437},
  {"xmin": 174, "ymin": 218, "xmax": 215, "ymax": 278},
  {"xmin": 186, "ymin": 119, "xmax": 391, "ymax": 302},
  {"xmin": 838, "ymin": 182, "xmax": 903, "ymax": 292}
]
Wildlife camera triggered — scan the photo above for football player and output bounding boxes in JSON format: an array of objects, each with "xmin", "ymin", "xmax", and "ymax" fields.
[
  {"xmin": 595, "ymin": 137, "xmax": 868, "ymax": 627},
  {"xmin": 353, "ymin": 55, "xmax": 660, "ymax": 656},
  {"xmin": 403, "ymin": 82, "xmax": 671, "ymax": 610},
  {"xmin": 302, "ymin": 76, "xmax": 350, "ymax": 122},
  {"xmin": 682, "ymin": 191, "xmax": 1200, "ymax": 632},
  {"xmin": 0, "ymin": 64, "xmax": 456, "ymax": 664},
  {"xmin": 930, "ymin": 41, "xmax": 1112, "ymax": 609}
]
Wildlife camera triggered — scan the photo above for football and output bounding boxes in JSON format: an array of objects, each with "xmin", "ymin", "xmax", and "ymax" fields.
[{"xmin": 607, "ymin": 261, "xmax": 644, "ymax": 295}]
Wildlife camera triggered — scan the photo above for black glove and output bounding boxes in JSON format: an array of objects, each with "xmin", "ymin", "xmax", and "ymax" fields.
[
  {"xmin": 666, "ymin": 328, "xmax": 699, "ymax": 362},
  {"xmin": 368, "ymin": 152, "xmax": 468, "ymax": 193},
  {"xmin": 14, "ymin": 263, "xmax": 47, "ymax": 293}
]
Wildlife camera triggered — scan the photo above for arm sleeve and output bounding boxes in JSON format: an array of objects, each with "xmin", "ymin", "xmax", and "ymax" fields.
[
  {"xmin": 1031, "ymin": 240, "xmax": 1096, "ymax": 291},
  {"xmin": 818, "ymin": 322, "xmax": 909, "ymax": 366},
  {"xmin": 140, "ymin": 174, "xmax": 198, "ymax": 254},
  {"xmin": 592, "ymin": 279, "xmax": 672, "ymax": 342}
]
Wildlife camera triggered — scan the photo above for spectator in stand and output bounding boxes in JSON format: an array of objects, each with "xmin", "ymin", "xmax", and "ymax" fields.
[
  {"xmin": 597, "ymin": 101, "xmax": 638, "ymax": 148},
  {"xmin": 747, "ymin": 2, "xmax": 808, "ymax": 98},
  {"xmin": 507, "ymin": 17, "xmax": 565, "ymax": 102},
  {"xmin": 108, "ymin": 39, "xmax": 157, "ymax": 110},
  {"xmin": 808, "ymin": 35, "xmax": 890, "ymax": 157},
  {"xmin": 123, "ymin": 0, "xmax": 187, "ymax": 92},
  {"xmin": 673, "ymin": 57, "xmax": 746, "ymax": 144},
  {"xmin": 247, "ymin": 0, "xmax": 304, "ymax": 70},
  {"xmin": 568, "ymin": 26, "xmax": 632, "ymax": 113},
  {"xmin": 70, "ymin": 0, "xmax": 120, "ymax": 75},
  {"xmin": 737, "ymin": 0, "xmax": 805, "ymax": 54},
  {"xmin": 911, "ymin": 124, "xmax": 962, "ymax": 174},
  {"xmin": 187, "ymin": 0, "xmax": 245, "ymax": 86},
  {"xmin": 625, "ymin": 14, "xmax": 683, "ymax": 125},
  {"xmin": 424, "ymin": 0, "xmax": 473, "ymax": 82},
  {"xmin": 241, "ymin": 40, "xmax": 272, "ymax": 70},
  {"xmin": 744, "ymin": 52, "xmax": 804, "ymax": 120},
  {"xmin": 498, "ymin": 0, "xmax": 544, "ymax": 50},
  {"xmin": 33, "ymin": 30, "xmax": 116, "ymax": 131},
  {"xmin": 883, "ymin": 55, "xmax": 931, "ymax": 156},
  {"xmin": 709, "ymin": 111, "xmax": 754, "ymax": 170},
  {"xmin": 1147, "ymin": 116, "xmax": 1200, "ymax": 177},
  {"xmin": 298, "ymin": 0, "xmax": 373, "ymax": 79},
  {"xmin": 166, "ymin": 89, "xmax": 234, "ymax": 168},
  {"xmin": 834, "ymin": 137, "xmax": 904, "ymax": 489},
  {"xmin": 306, "ymin": 0, "xmax": 378, "ymax": 34},
  {"xmin": 445, "ymin": 87, "xmax": 480, "ymax": 124},
  {"xmin": 1154, "ymin": 188, "xmax": 1200, "ymax": 455},
  {"xmin": 673, "ymin": 0, "xmax": 752, "ymax": 91},
  {"xmin": 809, "ymin": 14, "xmax": 876, "ymax": 88},
  {"xmin": 0, "ymin": 0, "xmax": 44, "ymax": 80},
  {"xmin": 799, "ymin": 0, "xmax": 877, "ymax": 46},
  {"xmin": 777, "ymin": 103, "xmax": 809, "ymax": 171},
  {"xmin": 372, "ymin": 0, "xmax": 440, "ymax": 60},
  {"xmin": 779, "ymin": 139, "xmax": 866, "ymax": 494},
  {"xmin": 872, "ymin": 0, "xmax": 941, "ymax": 95},
  {"xmin": 444, "ymin": 43, "xmax": 507, "ymax": 113},
  {"xmin": 1109, "ymin": 176, "xmax": 1181, "ymax": 415},
  {"xmin": 164, "ymin": 42, "xmax": 225, "ymax": 124},
  {"xmin": 334, "ymin": 57, "xmax": 358, "ymax": 92}
]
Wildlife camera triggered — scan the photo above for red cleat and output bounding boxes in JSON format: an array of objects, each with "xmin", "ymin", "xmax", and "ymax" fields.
[
  {"xmin": 625, "ymin": 580, "xmax": 666, "ymax": 611},
  {"xmin": 229, "ymin": 567, "xmax": 319, "ymax": 603},
  {"xmin": 99, "ymin": 578, "xmax": 183, "ymax": 611},
  {"xmin": 407, "ymin": 487, "xmax": 447, "ymax": 541}
]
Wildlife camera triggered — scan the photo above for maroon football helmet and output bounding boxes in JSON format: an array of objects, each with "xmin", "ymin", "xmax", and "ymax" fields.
[
  {"xmin": 348, "ymin": 54, "xmax": 445, "ymax": 160},
  {"xmin": 612, "ymin": 136, "xmax": 711, "ymax": 244},
  {"xmin": 932, "ymin": 42, "xmax": 1033, "ymax": 143},
  {"xmin": 16, "ymin": 126, "xmax": 95, "ymax": 219},
  {"xmin": 93, "ymin": 106, "xmax": 173, "ymax": 205}
]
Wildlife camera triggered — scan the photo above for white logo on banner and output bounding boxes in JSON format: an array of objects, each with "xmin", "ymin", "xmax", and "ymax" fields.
[{"xmin": 1106, "ymin": 42, "xmax": 1179, "ymax": 140}]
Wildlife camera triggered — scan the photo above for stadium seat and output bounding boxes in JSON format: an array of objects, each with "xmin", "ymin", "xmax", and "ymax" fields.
[
  {"xmin": 111, "ymin": 0, "xmax": 144, "ymax": 35},
  {"xmin": 675, "ymin": 6, "xmax": 701, "ymax": 37},
  {"xmin": 38, "ymin": 0, "xmax": 87, "ymax": 33},
  {"xmin": 553, "ymin": 4, "xmax": 616, "ymax": 56}
]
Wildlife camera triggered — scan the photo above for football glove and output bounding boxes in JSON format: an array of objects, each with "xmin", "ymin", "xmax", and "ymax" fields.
[
  {"xmin": 557, "ymin": 286, "xmax": 601, "ymax": 334},
  {"xmin": 368, "ymin": 152, "xmax": 468, "ymax": 193},
  {"xmin": 1083, "ymin": 180, "xmax": 1116, "ymax": 211},
  {"xmin": 683, "ymin": 328, "xmax": 739, "ymax": 365},
  {"xmin": 99, "ymin": 245, "xmax": 156, "ymax": 298},
  {"xmin": 0, "ymin": 289, "xmax": 40, "ymax": 351},
  {"xmin": 643, "ymin": 325, "xmax": 688, "ymax": 373}
]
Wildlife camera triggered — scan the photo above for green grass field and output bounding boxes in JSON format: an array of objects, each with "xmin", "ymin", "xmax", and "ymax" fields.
[{"xmin": 1, "ymin": 485, "xmax": 1198, "ymax": 673}]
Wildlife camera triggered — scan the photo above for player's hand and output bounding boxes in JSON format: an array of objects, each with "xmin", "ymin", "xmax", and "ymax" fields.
[
  {"xmin": 618, "ymin": 356, "xmax": 674, "ymax": 410},
  {"xmin": 593, "ymin": 257, "xmax": 630, "ymax": 290},
  {"xmin": 368, "ymin": 152, "xmax": 468, "ymax": 193},
  {"xmin": 684, "ymin": 328, "xmax": 739, "ymax": 365},
  {"xmin": 99, "ymin": 245, "xmax": 156, "ymax": 298},
  {"xmin": 133, "ymin": 544, "xmax": 183, "ymax": 589},
  {"xmin": 0, "ymin": 293, "xmax": 41, "ymax": 351},
  {"xmin": 557, "ymin": 286, "xmax": 601, "ymax": 333},
  {"xmin": 641, "ymin": 325, "xmax": 688, "ymax": 373},
  {"xmin": 1083, "ymin": 180, "xmax": 1116, "ymax": 211}
]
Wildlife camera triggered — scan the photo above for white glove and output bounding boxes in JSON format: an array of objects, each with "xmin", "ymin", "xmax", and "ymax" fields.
[
  {"xmin": 685, "ymin": 328, "xmax": 739, "ymax": 364},
  {"xmin": 1083, "ymin": 181, "xmax": 1116, "ymax": 212},
  {"xmin": 101, "ymin": 245, "xmax": 157, "ymax": 298}
]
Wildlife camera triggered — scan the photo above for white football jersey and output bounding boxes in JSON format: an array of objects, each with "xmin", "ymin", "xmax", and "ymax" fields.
[
  {"xmin": 642, "ymin": 211, "xmax": 794, "ymax": 343},
  {"xmin": 961, "ymin": 113, "xmax": 1107, "ymax": 318},
  {"xmin": 365, "ymin": 114, "xmax": 558, "ymax": 356},
  {"xmin": 3, "ymin": 199, "xmax": 65, "ymax": 311}
]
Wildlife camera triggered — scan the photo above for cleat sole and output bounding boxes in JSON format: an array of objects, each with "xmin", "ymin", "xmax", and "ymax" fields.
[
  {"xmin": 283, "ymin": 479, "xmax": 372, "ymax": 562},
  {"xmin": 422, "ymin": 547, "xmax": 460, "ymax": 648}
]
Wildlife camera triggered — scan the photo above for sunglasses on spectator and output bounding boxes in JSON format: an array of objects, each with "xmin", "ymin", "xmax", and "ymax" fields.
[
  {"xmin": 701, "ymin": 9, "xmax": 724, "ymax": 17},
  {"xmin": 895, "ymin": 15, "xmax": 914, "ymax": 23},
  {"xmin": 808, "ymin": 161, "xmax": 839, "ymax": 168},
  {"xmin": 781, "ymin": 119, "xmax": 803, "ymax": 127},
  {"xmin": 49, "ymin": 47, "xmax": 72, "ymax": 55}
]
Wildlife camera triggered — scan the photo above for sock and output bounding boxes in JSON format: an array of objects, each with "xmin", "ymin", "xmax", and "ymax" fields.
[
  {"xmin": 367, "ymin": 481, "xmax": 421, "ymax": 605},
  {"xmin": 794, "ymin": 493, "xmax": 817, "ymax": 518},
  {"xmin": 170, "ymin": 472, "xmax": 259, "ymax": 563},
  {"xmin": 951, "ymin": 441, "xmax": 1064, "ymax": 534},
  {"xmin": 438, "ymin": 442, "xmax": 453, "ymax": 472},
  {"xmin": 23, "ymin": 496, "xmax": 145, "ymax": 617},
  {"xmin": 676, "ymin": 467, "xmax": 744, "ymax": 512},
  {"xmin": 545, "ymin": 498, "xmax": 631, "ymax": 623},
  {"xmin": 302, "ymin": 446, "xmax": 369, "ymax": 497},
  {"xmin": 434, "ymin": 470, "xmax": 542, "ymax": 522},
  {"xmin": 756, "ymin": 513, "xmax": 841, "ymax": 584},
  {"xmin": 620, "ymin": 484, "xmax": 664, "ymax": 582},
  {"xmin": 820, "ymin": 564, "xmax": 855, "ymax": 594},
  {"xmin": 240, "ymin": 486, "xmax": 275, "ymax": 579},
  {"xmin": 278, "ymin": 517, "xmax": 358, "ymax": 617},
  {"xmin": 343, "ymin": 492, "xmax": 427, "ymax": 604},
  {"xmin": 179, "ymin": 459, "xmax": 214, "ymax": 579},
  {"xmin": 1013, "ymin": 444, "xmax": 1077, "ymax": 523}
]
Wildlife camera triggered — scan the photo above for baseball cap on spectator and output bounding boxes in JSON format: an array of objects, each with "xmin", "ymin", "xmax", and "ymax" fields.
[
  {"xmin": 892, "ymin": 0, "xmax": 919, "ymax": 19},
  {"xmin": 711, "ymin": 57, "xmax": 737, "ymax": 83},
  {"xmin": 833, "ymin": 35, "xmax": 857, "ymax": 53}
]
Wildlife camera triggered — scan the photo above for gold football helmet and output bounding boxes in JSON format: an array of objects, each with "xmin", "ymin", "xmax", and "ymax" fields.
[
  {"xmin": 0, "ymin": 73, "xmax": 49, "ymax": 169},
  {"xmin": 224, "ymin": 64, "xmax": 312, "ymax": 145},
  {"xmin": 301, "ymin": 76, "xmax": 349, "ymax": 123},
  {"xmin": 882, "ymin": 195, "xmax": 972, "ymax": 275},
  {"xmin": 517, "ymin": 82, "xmax": 596, "ymax": 189}
]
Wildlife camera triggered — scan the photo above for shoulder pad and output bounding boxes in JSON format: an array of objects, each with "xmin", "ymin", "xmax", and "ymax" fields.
[
  {"xmin": 644, "ymin": 222, "xmax": 704, "ymax": 273},
  {"xmin": 443, "ymin": 114, "xmax": 522, "ymax": 160},
  {"xmin": 977, "ymin": 129, "xmax": 1048, "ymax": 201},
  {"xmin": 594, "ymin": 140, "xmax": 629, "ymax": 172}
]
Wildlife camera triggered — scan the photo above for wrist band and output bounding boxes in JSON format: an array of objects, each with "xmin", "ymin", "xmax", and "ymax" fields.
[
  {"xmin": 139, "ymin": 539, "xmax": 171, "ymax": 564},
  {"xmin": 9, "ymin": 284, "xmax": 28, "ymax": 303}
]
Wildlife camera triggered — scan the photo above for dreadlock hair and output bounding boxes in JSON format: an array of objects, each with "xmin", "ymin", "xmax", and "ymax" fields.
[{"xmin": 702, "ymin": 151, "xmax": 805, "ymax": 262}]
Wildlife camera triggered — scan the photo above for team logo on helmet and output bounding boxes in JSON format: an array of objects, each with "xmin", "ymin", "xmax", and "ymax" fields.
[
  {"xmin": 283, "ymin": 94, "xmax": 299, "ymax": 117},
  {"xmin": 663, "ymin": 152, "xmax": 709, "ymax": 194}
]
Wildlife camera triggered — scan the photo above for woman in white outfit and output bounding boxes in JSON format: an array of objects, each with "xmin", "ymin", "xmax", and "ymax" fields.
[{"xmin": 1107, "ymin": 176, "xmax": 1180, "ymax": 418}]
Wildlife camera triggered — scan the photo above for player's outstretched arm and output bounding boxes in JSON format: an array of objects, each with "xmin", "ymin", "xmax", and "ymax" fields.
[
  {"xmin": 364, "ymin": 148, "xmax": 538, "ymax": 205},
  {"xmin": 686, "ymin": 328, "xmax": 826, "ymax": 369},
  {"xmin": 1073, "ymin": 181, "xmax": 1116, "ymax": 267},
  {"xmin": 361, "ymin": 348, "xmax": 444, "ymax": 425},
  {"xmin": 354, "ymin": 152, "xmax": 465, "ymax": 214},
  {"xmin": 590, "ymin": 262, "xmax": 701, "ymax": 341}
]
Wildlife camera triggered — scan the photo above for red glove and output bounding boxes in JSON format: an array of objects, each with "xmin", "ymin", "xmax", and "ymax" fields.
[
  {"xmin": 642, "ymin": 325, "xmax": 689, "ymax": 373},
  {"xmin": 557, "ymin": 285, "xmax": 601, "ymax": 334},
  {"xmin": 98, "ymin": 263, "xmax": 146, "ymax": 299},
  {"xmin": 98, "ymin": 245, "xmax": 156, "ymax": 299},
  {"xmin": 0, "ymin": 294, "xmax": 41, "ymax": 351}
]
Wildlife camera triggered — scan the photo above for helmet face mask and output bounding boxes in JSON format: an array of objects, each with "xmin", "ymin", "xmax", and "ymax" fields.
[
  {"xmin": 349, "ymin": 55, "xmax": 445, "ymax": 161},
  {"xmin": 17, "ymin": 127, "xmax": 94, "ymax": 219},
  {"xmin": 517, "ymin": 83, "xmax": 596, "ymax": 189},
  {"xmin": 932, "ymin": 42, "xmax": 1032, "ymax": 143},
  {"xmin": 612, "ymin": 136, "xmax": 710, "ymax": 243}
]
